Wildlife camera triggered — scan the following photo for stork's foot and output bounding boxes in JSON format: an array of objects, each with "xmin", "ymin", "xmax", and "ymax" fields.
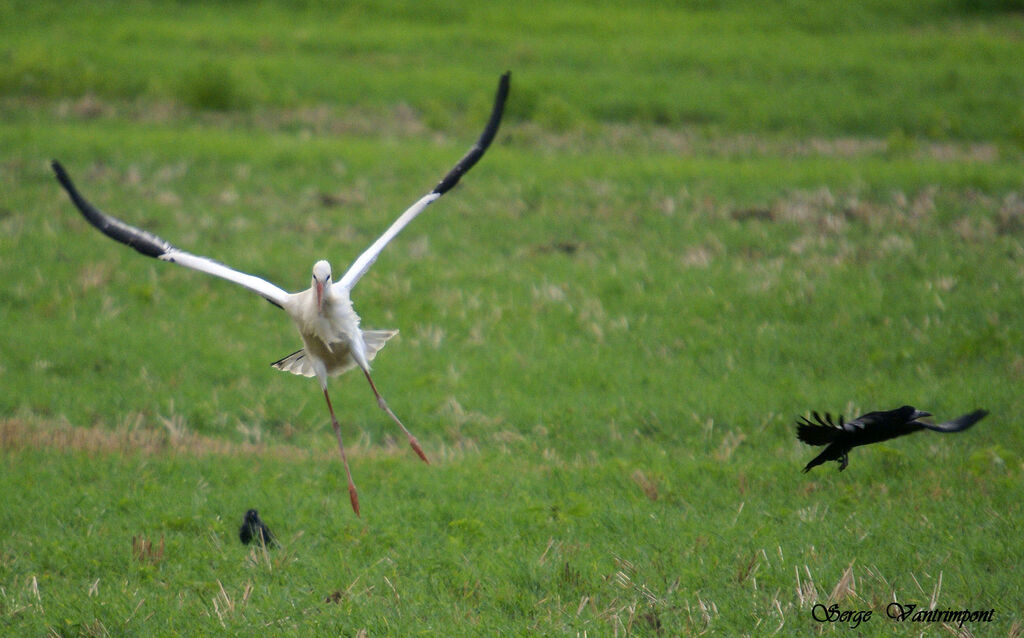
[
  {"xmin": 348, "ymin": 483, "xmax": 361, "ymax": 517},
  {"xmin": 408, "ymin": 436, "xmax": 429, "ymax": 464}
]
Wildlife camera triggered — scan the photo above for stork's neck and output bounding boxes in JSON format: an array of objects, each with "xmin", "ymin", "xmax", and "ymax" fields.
[{"xmin": 320, "ymin": 284, "xmax": 352, "ymax": 313}]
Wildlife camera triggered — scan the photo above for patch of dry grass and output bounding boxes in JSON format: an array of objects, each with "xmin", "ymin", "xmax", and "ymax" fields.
[{"xmin": 0, "ymin": 416, "xmax": 328, "ymax": 461}]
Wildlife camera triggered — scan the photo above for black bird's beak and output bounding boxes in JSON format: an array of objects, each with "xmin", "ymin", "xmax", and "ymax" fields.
[{"xmin": 913, "ymin": 409, "xmax": 933, "ymax": 420}]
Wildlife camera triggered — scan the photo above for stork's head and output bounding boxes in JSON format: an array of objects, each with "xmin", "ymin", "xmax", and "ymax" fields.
[{"xmin": 312, "ymin": 260, "xmax": 332, "ymax": 311}]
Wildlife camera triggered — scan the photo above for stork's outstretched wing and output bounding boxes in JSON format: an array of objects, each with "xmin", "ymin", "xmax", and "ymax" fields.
[
  {"xmin": 336, "ymin": 71, "xmax": 510, "ymax": 291},
  {"xmin": 52, "ymin": 161, "xmax": 291, "ymax": 309}
]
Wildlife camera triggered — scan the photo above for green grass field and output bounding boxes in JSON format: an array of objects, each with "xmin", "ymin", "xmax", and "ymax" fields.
[{"xmin": 2, "ymin": 1, "xmax": 1023, "ymax": 635}]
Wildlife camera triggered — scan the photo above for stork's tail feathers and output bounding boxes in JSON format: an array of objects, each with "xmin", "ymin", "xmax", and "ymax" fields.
[
  {"xmin": 271, "ymin": 330, "xmax": 399, "ymax": 377},
  {"xmin": 271, "ymin": 349, "xmax": 317, "ymax": 377}
]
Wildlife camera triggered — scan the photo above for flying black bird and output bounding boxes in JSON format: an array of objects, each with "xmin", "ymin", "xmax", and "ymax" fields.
[
  {"xmin": 796, "ymin": 405, "xmax": 988, "ymax": 473},
  {"xmin": 239, "ymin": 509, "xmax": 278, "ymax": 547}
]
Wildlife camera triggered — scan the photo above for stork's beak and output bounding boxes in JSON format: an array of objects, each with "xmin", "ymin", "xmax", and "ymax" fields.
[{"xmin": 315, "ymin": 280, "xmax": 325, "ymax": 311}]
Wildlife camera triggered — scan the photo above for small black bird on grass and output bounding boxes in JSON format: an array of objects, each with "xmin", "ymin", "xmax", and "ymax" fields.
[
  {"xmin": 796, "ymin": 405, "xmax": 988, "ymax": 473},
  {"xmin": 239, "ymin": 509, "xmax": 278, "ymax": 547}
]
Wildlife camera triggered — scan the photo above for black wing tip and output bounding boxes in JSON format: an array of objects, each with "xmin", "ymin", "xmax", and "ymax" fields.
[
  {"xmin": 497, "ymin": 70, "xmax": 511, "ymax": 99},
  {"xmin": 489, "ymin": 70, "xmax": 512, "ymax": 126},
  {"xmin": 926, "ymin": 408, "xmax": 990, "ymax": 432},
  {"xmin": 959, "ymin": 408, "xmax": 989, "ymax": 425},
  {"xmin": 796, "ymin": 423, "xmax": 836, "ymax": 446},
  {"xmin": 432, "ymin": 71, "xmax": 512, "ymax": 196},
  {"xmin": 51, "ymin": 159, "xmax": 89, "ymax": 204},
  {"xmin": 51, "ymin": 160, "xmax": 176, "ymax": 260},
  {"xmin": 51, "ymin": 159, "xmax": 93, "ymax": 214},
  {"xmin": 51, "ymin": 159, "xmax": 74, "ymax": 188},
  {"xmin": 796, "ymin": 411, "xmax": 841, "ymax": 429}
]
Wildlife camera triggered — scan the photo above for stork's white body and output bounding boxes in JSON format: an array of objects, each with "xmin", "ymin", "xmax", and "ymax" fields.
[{"xmin": 277, "ymin": 274, "xmax": 389, "ymax": 380}]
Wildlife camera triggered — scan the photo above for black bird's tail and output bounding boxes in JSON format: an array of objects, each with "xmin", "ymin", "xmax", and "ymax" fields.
[{"xmin": 802, "ymin": 451, "xmax": 830, "ymax": 473}]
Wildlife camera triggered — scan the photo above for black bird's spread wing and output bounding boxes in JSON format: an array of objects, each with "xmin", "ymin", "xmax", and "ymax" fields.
[
  {"xmin": 834, "ymin": 406, "xmax": 920, "ymax": 434},
  {"xmin": 336, "ymin": 72, "xmax": 510, "ymax": 291},
  {"xmin": 52, "ymin": 161, "xmax": 291, "ymax": 308},
  {"xmin": 842, "ymin": 410, "xmax": 893, "ymax": 432},
  {"xmin": 917, "ymin": 409, "xmax": 988, "ymax": 433},
  {"xmin": 796, "ymin": 411, "xmax": 844, "ymax": 446}
]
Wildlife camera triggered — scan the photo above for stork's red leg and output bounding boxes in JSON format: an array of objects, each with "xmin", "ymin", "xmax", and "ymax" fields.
[
  {"xmin": 323, "ymin": 387, "xmax": 360, "ymax": 516},
  {"xmin": 362, "ymin": 369, "xmax": 429, "ymax": 464}
]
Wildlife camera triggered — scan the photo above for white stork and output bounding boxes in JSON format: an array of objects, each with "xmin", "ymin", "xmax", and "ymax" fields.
[{"xmin": 52, "ymin": 72, "xmax": 510, "ymax": 516}]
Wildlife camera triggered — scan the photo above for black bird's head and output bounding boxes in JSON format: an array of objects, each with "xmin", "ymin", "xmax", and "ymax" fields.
[
  {"xmin": 244, "ymin": 509, "xmax": 260, "ymax": 524},
  {"xmin": 902, "ymin": 406, "xmax": 932, "ymax": 421},
  {"xmin": 894, "ymin": 405, "xmax": 931, "ymax": 422}
]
